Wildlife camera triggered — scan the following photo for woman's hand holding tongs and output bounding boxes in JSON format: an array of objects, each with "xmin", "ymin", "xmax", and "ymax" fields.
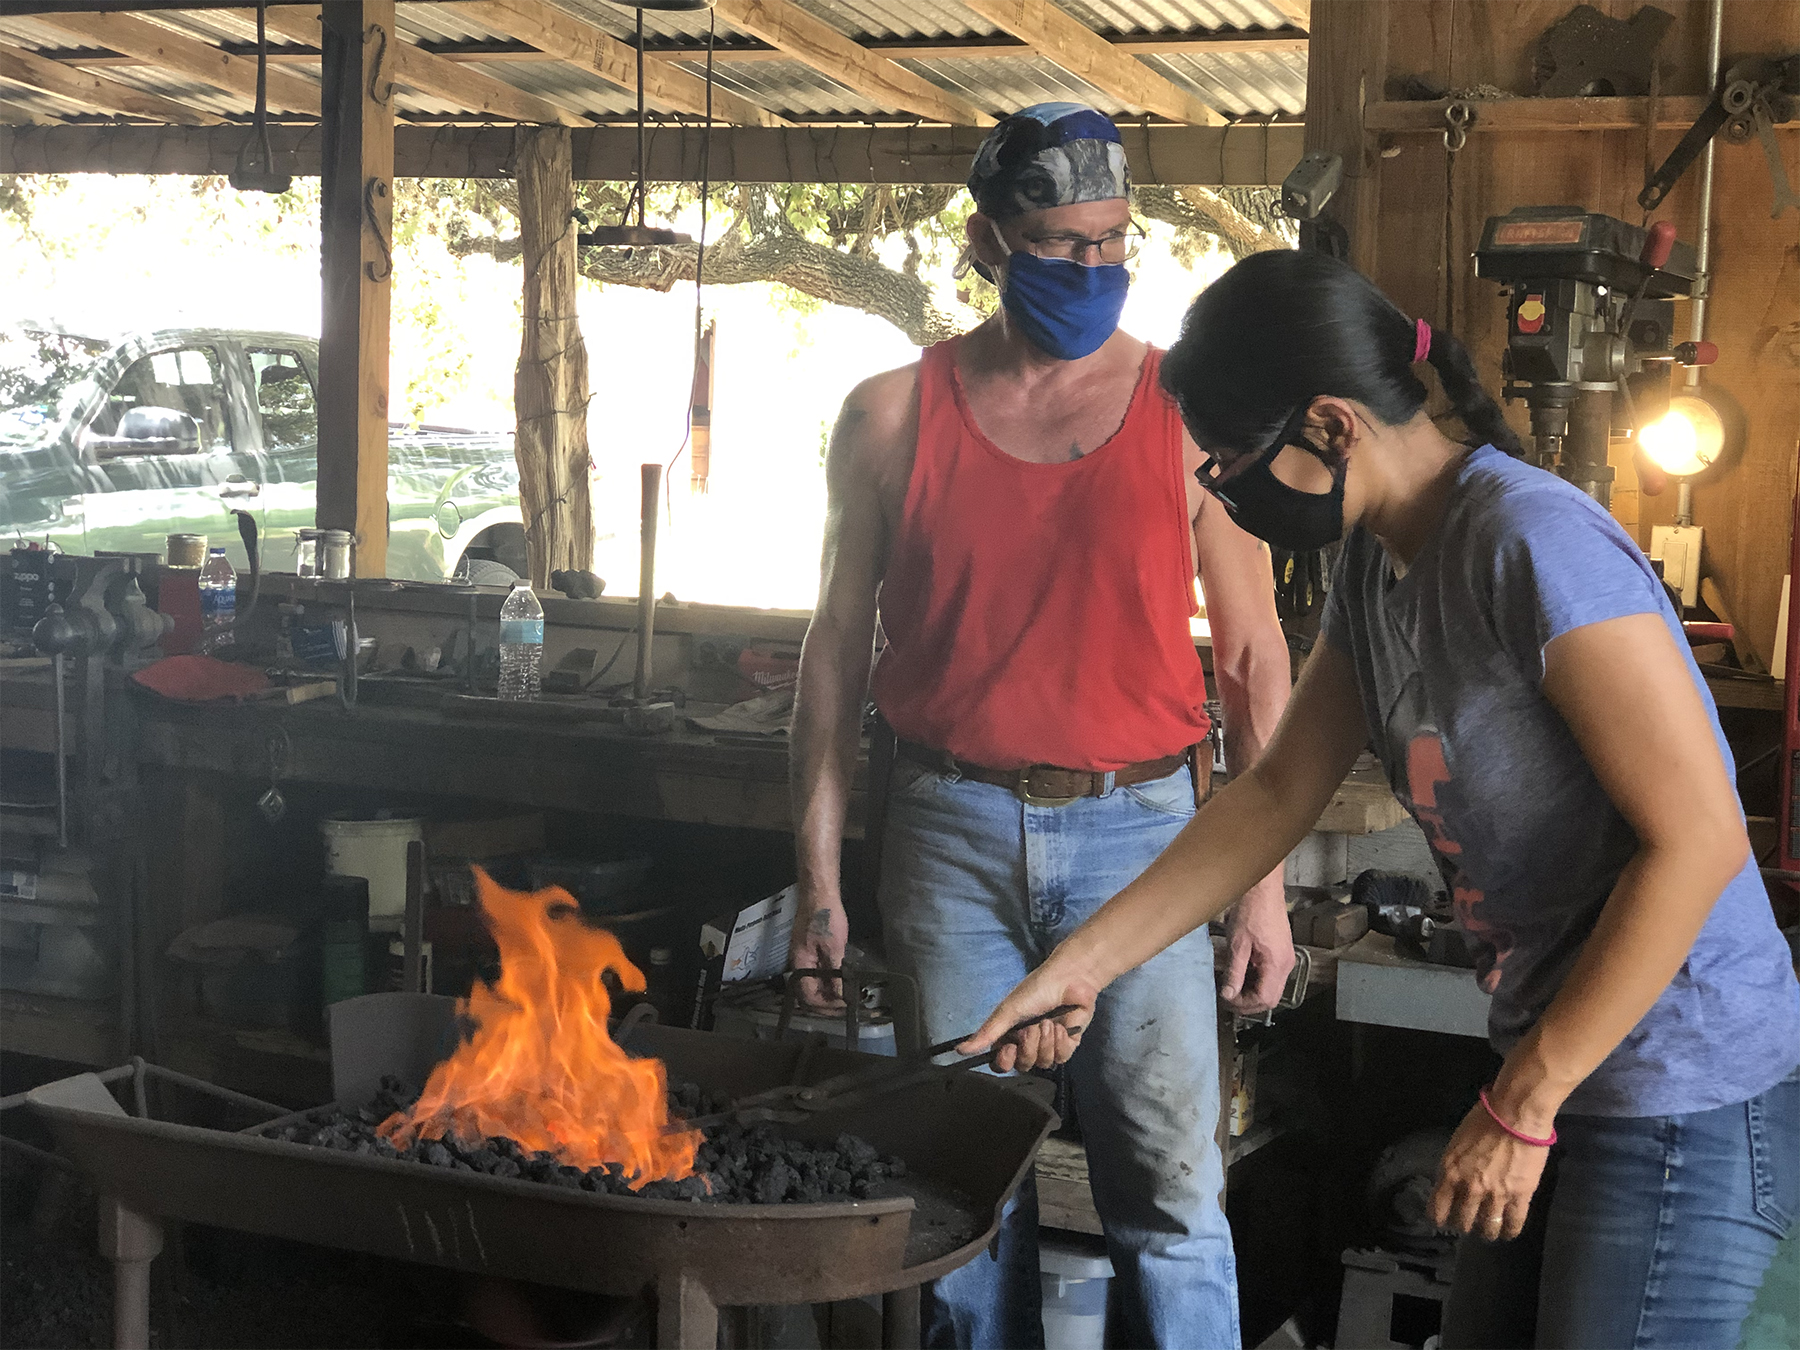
[{"xmin": 957, "ymin": 952, "xmax": 1103, "ymax": 1073}]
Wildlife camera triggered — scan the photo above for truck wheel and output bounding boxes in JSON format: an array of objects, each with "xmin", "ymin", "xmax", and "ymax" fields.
[{"xmin": 459, "ymin": 557, "xmax": 520, "ymax": 586}]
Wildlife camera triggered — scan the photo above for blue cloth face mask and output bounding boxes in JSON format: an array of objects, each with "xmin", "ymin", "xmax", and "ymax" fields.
[{"xmin": 993, "ymin": 223, "xmax": 1130, "ymax": 361}]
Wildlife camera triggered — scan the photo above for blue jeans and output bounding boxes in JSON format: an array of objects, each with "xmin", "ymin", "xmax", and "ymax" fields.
[
  {"xmin": 877, "ymin": 758, "xmax": 1238, "ymax": 1350},
  {"xmin": 1443, "ymin": 1067, "xmax": 1800, "ymax": 1349}
]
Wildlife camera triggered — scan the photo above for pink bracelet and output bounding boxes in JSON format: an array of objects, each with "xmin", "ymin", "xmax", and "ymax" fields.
[{"xmin": 1479, "ymin": 1088, "xmax": 1557, "ymax": 1147}]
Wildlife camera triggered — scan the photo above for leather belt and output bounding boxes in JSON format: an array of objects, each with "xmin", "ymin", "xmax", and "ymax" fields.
[{"xmin": 896, "ymin": 739, "xmax": 1214, "ymax": 808}]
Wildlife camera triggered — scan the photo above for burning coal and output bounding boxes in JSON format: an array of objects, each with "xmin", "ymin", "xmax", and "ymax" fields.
[{"xmin": 377, "ymin": 868, "xmax": 702, "ymax": 1184}]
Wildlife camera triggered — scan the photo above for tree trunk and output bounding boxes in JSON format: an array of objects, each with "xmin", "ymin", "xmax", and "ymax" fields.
[{"xmin": 513, "ymin": 127, "xmax": 593, "ymax": 586}]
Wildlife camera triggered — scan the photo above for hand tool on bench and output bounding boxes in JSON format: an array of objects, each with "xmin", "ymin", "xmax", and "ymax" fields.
[{"xmin": 670, "ymin": 1005, "xmax": 1083, "ymax": 1133}]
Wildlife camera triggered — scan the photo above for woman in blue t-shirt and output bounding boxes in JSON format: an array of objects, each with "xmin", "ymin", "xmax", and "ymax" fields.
[{"xmin": 961, "ymin": 250, "xmax": 1800, "ymax": 1348}]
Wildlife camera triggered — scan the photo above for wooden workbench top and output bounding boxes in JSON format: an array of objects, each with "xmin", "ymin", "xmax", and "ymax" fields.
[{"xmin": 3, "ymin": 663, "xmax": 1408, "ymax": 837}]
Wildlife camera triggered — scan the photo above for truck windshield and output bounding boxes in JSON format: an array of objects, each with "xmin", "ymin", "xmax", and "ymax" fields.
[{"xmin": 0, "ymin": 328, "xmax": 109, "ymax": 447}]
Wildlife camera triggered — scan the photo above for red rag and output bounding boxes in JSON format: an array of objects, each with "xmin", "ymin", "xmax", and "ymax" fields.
[{"xmin": 131, "ymin": 655, "xmax": 271, "ymax": 703}]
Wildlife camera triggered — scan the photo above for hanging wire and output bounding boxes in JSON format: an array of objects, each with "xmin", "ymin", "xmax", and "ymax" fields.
[
  {"xmin": 636, "ymin": 5, "xmax": 648, "ymax": 229},
  {"xmin": 663, "ymin": 7, "xmax": 716, "ymax": 515}
]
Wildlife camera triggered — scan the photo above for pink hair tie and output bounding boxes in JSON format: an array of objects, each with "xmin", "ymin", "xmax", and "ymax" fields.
[
  {"xmin": 1479, "ymin": 1087, "xmax": 1557, "ymax": 1147},
  {"xmin": 1413, "ymin": 317, "xmax": 1432, "ymax": 364}
]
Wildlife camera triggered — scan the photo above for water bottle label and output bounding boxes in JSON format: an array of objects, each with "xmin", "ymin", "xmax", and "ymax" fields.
[
  {"xmin": 201, "ymin": 587, "xmax": 236, "ymax": 620},
  {"xmin": 499, "ymin": 618, "xmax": 544, "ymax": 645}
]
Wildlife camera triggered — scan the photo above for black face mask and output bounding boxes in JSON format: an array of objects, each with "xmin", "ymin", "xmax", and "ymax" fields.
[{"xmin": 1199, "ymin": 425, "xmax": 1347, "ymax": 553}]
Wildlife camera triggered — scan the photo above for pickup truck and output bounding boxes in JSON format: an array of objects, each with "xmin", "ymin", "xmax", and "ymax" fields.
[{"xmin": 0, "ymin": 324, "xmax": 527, "ymax": 580}]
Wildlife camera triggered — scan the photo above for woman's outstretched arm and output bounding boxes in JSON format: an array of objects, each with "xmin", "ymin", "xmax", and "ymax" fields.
[{"xmin": 960, "ymin": 639, "xmax": 1371, "ymax": 1070}]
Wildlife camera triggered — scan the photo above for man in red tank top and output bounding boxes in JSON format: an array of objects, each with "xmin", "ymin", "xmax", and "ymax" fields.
[{"xmin": 788, "ymin": 104, "xmax": 1293, "ymax": 1350}]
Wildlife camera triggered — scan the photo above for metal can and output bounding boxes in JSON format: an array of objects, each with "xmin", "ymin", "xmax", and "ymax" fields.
[
  {"xmin": 294, "ymin": 528, "xmax": 321, "ymax": 578},
  {"xmin": 320, "ymin": 530, "xmax": 355, "ymax": 579},
  {"xmin": 166, "ymin": 533, "xmax": 207, "ymax": 568}
]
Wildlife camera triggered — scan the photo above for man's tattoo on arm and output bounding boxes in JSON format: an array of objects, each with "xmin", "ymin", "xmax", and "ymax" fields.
[{"xmin": 808, "ymin": 908, "xmax": 835, "ymax": 936}]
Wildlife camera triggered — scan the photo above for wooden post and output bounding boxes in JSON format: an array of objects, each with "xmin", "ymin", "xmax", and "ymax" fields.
[
  {"xmin": 1302, "ymin": 0, "xmax": 1387, "ymax": 274},
  {"xmin": 513, "ymin": 126, "xmax": 594, "ymax": 586},
  {"xmin": 689, "ymin": 319, "xmax": 715, "ymax": 495},
  {"xmin": 317, "ymin": 0, "xmax": 394, "ymax": 578}
]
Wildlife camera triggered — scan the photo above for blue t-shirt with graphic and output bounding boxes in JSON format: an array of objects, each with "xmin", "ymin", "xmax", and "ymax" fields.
[{"xmin": 1321, "ymin": 445, "xmax": 1800, "ymax": 1117}]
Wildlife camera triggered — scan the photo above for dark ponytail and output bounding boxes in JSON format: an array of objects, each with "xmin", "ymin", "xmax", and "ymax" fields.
[
  {"xmin": 1161, "ymin": 251, "xmax": 1524, "ymax": 460},
  {"xmin": 1419, "ymin": 322, "xmax": 1525, "ymax": 458}
]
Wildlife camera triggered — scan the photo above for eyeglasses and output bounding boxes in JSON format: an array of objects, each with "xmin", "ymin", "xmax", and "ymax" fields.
[
  {"xmin": 1193, "ymin": 403, "xmax": 1320, "ymax": 500},
  {"xmin": 1019, "ymin": 222, "xmax": 1146, "ymax": 264}
]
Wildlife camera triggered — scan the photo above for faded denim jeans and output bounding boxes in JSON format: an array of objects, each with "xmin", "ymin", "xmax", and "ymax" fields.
[
  {"xmin": 876, "ymin": 757, "xmax": 1238, "ymax": 1350},
  {"xmin": 1444, "ymin": 1066, "xmax": 1800, "ymax": 1349}
]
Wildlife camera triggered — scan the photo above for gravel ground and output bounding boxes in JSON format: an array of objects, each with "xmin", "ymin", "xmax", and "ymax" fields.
[{"xmin": 1, "ymin": 1163, "xmax": 391, "ymax": 1350}]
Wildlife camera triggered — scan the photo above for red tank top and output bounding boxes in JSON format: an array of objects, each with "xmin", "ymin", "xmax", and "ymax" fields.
[{"xmin": 870, "ymin": 338, "xmax": 1212, "ymax": 772}]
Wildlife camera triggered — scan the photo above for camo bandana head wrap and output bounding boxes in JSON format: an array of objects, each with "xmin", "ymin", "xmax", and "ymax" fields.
[{"xmin": 967, "ymin": 102, "xmax": 1130, "ymax": 220}]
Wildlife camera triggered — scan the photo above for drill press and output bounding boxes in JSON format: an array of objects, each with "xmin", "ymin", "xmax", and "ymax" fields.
[{"xmin": 1473, "ymin": 207, "xmax": 1709, "ymax": 508}]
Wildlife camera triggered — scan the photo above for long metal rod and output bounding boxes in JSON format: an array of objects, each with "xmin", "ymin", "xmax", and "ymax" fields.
[
  {"xmin": 1686, "ymin": 0, "xmax": 1723, "ymax": 390},
  {"xmin": 632, "ymin": 463, "xmax": 662, "ymax": 701}
]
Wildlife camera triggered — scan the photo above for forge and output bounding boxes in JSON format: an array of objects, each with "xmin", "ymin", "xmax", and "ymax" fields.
[{"xmin": 27, "ymin": 999, "xmax": 1055, "ymax": 1350}]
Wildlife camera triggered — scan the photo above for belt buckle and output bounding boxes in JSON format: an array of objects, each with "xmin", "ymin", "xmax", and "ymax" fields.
[{"xmin": 1018, "ymin": 767, "xmax": 1082, "ymax": 808}]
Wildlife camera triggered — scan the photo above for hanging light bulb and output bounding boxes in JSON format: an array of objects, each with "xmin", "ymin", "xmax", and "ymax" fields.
[{"xmin": 1639, "ymin": 393, "xmax": 1726, "ymax": 478}]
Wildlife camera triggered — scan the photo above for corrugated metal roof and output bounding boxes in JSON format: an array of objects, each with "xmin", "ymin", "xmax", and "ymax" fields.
[
  {"xmin": 903, "ymin": 55, "xmax": 1125, "ymax": 117},
  {"xmin": 1052, "ymin": 0, "xmax": 1300, "ymax": 34},
  {"xmin": 0, "ymin": 0, "xmax": 1307, "ymax": 128}
]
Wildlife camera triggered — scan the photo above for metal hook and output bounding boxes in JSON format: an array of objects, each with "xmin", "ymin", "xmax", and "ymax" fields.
[
  {"xmin": 1443, "ymin": 100, "xmax": 1474, "ymax": 154},
  {"xmin": 363, "ymin": 23, "xmax": 394, "ymax": 106},
  {"xmin": 363, "ymin": 177, "xmax": 393, "ymax": 281}
]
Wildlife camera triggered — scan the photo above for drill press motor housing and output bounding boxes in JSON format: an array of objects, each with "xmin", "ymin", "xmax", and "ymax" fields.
[{"xmin": 1474, "ymin": 207, "xmax": 1699, "ymax": 506}]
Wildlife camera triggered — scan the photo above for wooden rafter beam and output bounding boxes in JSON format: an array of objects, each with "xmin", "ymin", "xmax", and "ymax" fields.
[
  {"xmin": 27, "ymin": 26, "xmax": 1310, "ymax": 69},
  {"xmin": 30, "ymin": 9, "xmax": 320, "ymax": 113},
  {"xmin": 709, "ymin": 0, "xmax": 992, "ymax": 126},
  {"xmin": 0, "ymin": 38, "xmax": 222, "ymax": 123},
  {"xmin": 1, "ymin": 121, "xmax": 1306, "ymax": 185},
  {"xmin": 241, "ymin": 6, "xmax": 587, "ymax": 126},
  {"xmin": 963, "ymin": 0, "xmax": 1226, "ymax": 126},
  {"xmin": 458, "ymin": 0, "xmax": 787, "ymax": 128}
]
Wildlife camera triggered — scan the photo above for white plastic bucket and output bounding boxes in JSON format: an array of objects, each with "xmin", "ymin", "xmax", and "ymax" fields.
[
  {"xmin": 321, "ymin": 815, "xmax": 423, "ymax": 931},
  {"xmin": 1040, "ymin": 1237, "xmax": 1113, "ymax": 1350}
]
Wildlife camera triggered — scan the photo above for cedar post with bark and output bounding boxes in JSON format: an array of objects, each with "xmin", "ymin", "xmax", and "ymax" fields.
[{"xmin": 513, "ymin": 127, "xmax": 593, "ymax": 586}]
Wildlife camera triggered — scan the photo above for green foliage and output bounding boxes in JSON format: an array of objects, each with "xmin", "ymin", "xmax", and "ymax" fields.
[{"xmin": 0, "ymin": 324, "xmax": 108, "ymax": 421}]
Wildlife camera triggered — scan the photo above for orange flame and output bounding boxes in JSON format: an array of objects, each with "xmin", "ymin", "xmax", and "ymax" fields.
[{"xmin": 378, "ymin": 867, "xmax": 700, "ymax": 1183}]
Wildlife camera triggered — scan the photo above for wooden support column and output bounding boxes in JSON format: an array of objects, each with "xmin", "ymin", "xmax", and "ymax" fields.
[
  {"xmin": 1302, "ymin": 0, "xmax": 1386, "ymax": 274},
  {"xmin": 513, "ymin": 126, "xmax": 593, "ymax": 585},
  {"xmin": 317, "ymin": 0, "xmax": 394, "ymax": 578}
]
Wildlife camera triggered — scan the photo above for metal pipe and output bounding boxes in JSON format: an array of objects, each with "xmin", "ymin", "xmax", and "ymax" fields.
[
  {"xmin": 1686, "ymin": 0, "xmax": 1724, "ymax": 389},
  {"xmin": 402, "ymin": 840, "xmax": 425, "ymax": 995},
  {"xmin": 139, "ymin": 1062, "xmax": 288, "ymax": 1119},
  {"xmin": 633, "ymin": 463, "xmax": 663, "ymax": 701},
  {"xmin": 52, "ymin": 651, "xmax": 67, "ymax": 849}
]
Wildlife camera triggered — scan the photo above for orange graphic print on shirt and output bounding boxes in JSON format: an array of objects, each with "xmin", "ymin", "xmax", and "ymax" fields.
[{"xmin": 1399, "ymin": 731, "xmax": 1514, "ymax": 995}]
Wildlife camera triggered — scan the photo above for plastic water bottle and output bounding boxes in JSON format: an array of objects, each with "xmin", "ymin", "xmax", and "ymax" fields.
[
  {"xmin": 497, "ymin": 579, "xmax": 544, "ymax": 701},
  {"xmin": 199, "ymin": 548, "xmax": 236, "ymax": 653}
]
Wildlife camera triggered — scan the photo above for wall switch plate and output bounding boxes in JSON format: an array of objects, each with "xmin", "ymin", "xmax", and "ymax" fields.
[{"xmin": 1650, "ymin": 524, "xmax": 1704, "ymax": 609}]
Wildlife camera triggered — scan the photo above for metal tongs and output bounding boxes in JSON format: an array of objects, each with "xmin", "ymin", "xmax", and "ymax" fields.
[{"xmin": 670, "ymin": 1004, "xmax": 1082, "ymax": 1134}]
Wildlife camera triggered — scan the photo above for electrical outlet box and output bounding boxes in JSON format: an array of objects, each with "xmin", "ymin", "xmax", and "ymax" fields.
[{"xmin": 1650, "ymin": 524, "xmax": 1704, "ymax": 609}]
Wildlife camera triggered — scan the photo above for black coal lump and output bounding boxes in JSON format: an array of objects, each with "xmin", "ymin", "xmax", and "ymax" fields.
[
  {"xmin": 423, "ymin": 1141, "xmax": 453, "ymax": 1169},
  {"xmin": 753, "ymin": 1159, "xmax": 797, "ymax": 1205}
]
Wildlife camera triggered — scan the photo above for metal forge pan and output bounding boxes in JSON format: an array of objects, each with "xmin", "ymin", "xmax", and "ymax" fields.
[{"xmin": 29, "ymin": 997, "xmax": 1056, "ymax": 1349}]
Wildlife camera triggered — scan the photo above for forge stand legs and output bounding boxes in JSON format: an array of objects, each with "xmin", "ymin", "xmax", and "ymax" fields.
[
  {"xmin": 654, "ymin": 1276, "xmax": 924, "ymax": 1350},
  {"xmin": 98, "ymin": 1197, "xmax": 162, "ymax": 1350},
  {"xmin": 657, "ymin": 1269, "xmax": 719, "ymax": 1349},
  {"xmin": 883, "ymin": 1284, "xmax": 922, "ymax": 1349}
]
